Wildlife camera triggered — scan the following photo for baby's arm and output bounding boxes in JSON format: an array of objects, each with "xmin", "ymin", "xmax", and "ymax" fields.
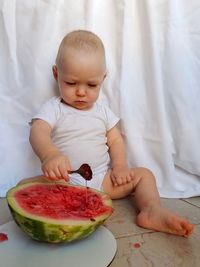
[
  {"xmin": 107, "ymin": 126, "xmax": 134, "ymax": 186},
  {"xmin": 30, "ymin": 119, "xmax": 71, "ymax": 181}
]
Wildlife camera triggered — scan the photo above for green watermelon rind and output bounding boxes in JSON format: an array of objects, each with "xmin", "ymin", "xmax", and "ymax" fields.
[{"xmin": 6, "ymin": 182, "xmax": 113, "ymax": 243}]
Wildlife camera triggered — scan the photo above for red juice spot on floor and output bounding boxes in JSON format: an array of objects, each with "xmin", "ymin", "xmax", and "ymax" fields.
[
  {"xmin": 0, "ymin": 233, "xmax": 8, "ymax": 243},
  {"xmin": 133, "ymin": 243, "xmax": 141, "ymax": 248}
]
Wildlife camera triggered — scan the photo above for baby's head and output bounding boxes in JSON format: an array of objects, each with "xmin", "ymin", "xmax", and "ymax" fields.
[
  {"xmin": 56, "ymin": 30, "xmax": 106, "ymax": 70},
  {"xmin": 53, "ymin": 30, "xmax": 107, "ymax": 110}
]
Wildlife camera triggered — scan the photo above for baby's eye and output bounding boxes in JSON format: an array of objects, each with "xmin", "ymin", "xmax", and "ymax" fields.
[
  {"xmin": 66, "ymin": 82, "xmax": 76, "ymax": 86},
  {"xmin": 88, "ymin": 84, "xmax": 97, "ymax": 87}
]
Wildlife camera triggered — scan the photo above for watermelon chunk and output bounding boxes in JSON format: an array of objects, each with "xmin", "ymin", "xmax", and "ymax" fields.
[{"xmin": 6, "ymin": 182, "xmax": 113, "ymax": 243}]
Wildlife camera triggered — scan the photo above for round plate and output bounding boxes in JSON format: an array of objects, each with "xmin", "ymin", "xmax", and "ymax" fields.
[{"xmin": 0, "ymin": 221, "xmax": 117, "ymax": 267}]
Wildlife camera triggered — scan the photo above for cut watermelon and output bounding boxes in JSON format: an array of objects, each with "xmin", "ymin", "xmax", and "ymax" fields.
[{"xmin": 6, "ymin": 182, "xmax": 113, "ymax": 243}]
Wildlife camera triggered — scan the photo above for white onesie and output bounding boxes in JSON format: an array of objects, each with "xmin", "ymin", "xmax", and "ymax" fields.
[{"xmin": 33, "ymin": 97, "xmax": 119, "ymax": 190}]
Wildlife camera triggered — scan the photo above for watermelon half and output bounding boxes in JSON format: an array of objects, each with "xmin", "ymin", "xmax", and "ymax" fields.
[{"xmin": 6, "ymin": 182, "xmax": 113, "ymax": 243}]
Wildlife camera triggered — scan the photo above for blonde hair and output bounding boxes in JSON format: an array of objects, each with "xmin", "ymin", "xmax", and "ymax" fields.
[{"xmin": 56, "ymin": 30, "xmax": 106, "ymax": 67}]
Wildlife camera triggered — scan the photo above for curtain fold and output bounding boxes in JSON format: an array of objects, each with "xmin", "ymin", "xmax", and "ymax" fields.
[{"xmin": 0, "ymin": 0, "xmax": 200, "ymax": 197}]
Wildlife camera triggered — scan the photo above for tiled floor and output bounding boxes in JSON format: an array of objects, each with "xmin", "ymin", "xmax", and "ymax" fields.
[
  {"xmin": 1, "ymin": 196, "xmax": 200, "ymax": 266},
  {"xmin": 106, "ymin": 197, "xmax": 200, "ymax": 267}
]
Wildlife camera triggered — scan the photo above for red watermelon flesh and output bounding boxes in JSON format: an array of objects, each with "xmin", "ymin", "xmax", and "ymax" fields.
[{"xmin": 14, "ymin": 183, "xmax": 110, "ymax": 220}]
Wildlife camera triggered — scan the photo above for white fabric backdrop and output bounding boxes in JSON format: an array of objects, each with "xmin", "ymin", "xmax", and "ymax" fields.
[{"xmin": 0, "ymin": 0, "xmax": 200, "ymax": 197}]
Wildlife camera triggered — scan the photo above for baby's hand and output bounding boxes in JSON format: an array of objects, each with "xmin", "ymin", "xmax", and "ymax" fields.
[
  {"xmin": 110, "ymin": 165, "xmax": 134, "ymax": 186},
  {"xmin": 41, "ymin": 152, "xmax": 71, "ymax": 181}
]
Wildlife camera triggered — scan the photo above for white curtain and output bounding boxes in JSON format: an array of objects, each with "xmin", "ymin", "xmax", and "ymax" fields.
[{"xmin": 0, "ymin": 0, "xmax": 200, "ymax": 197}]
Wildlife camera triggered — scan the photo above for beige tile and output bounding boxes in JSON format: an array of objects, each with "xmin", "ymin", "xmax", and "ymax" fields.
[
  {"xmin": 114, "ymin": 235, "xmax": 131, "ymax": 258},
  {"xmin": 138, "ymin": 229, "xmax": 200, "ymax": 267},
  {"xmin": 106, "ymin": 197, "xmax": 153, "ymax": 238},
  {"xmin": 161, "ymin": 198, "xmax": 200, "ymax": 224},
  {"xmin": 110, "ymin": 226, "xmax": 200, "ymax": 267},
  {"xmin": 182, "ymin": 197, "xmax": 200, "ymax": 208},
  {"xmin": 109, "ymin": 256, "xmax": 130, "ymax": 267}
]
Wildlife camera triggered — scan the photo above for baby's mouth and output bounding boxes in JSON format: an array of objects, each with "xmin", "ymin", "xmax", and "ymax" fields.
[{"xmin": 75, "ymin": 100, "xmax": 86, "ymax": 104}]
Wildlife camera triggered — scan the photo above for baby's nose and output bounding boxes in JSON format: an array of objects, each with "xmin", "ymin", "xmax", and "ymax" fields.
[{"xmin": 76, "ymin": 86, "xmax": 86, "ymax": 96}]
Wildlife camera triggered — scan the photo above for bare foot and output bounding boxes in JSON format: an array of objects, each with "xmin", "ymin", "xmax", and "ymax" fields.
[{"xmin": 136, "ymin": 205, "xmax": 194, "ymax": 237}]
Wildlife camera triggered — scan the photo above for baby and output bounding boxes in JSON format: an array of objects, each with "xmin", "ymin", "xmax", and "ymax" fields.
[{"xmin": 27, "ymin": 30, "xmax": 194, "ymax": 237}]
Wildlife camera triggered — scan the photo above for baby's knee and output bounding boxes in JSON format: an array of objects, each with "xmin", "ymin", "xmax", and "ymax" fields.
[
  {"xmin": 142, "ymin": 167, "xmax": 154, "ymax": 177},
  {"xmin": 132, "ymin": 167, "xmax": 155, "ymax": 180}
]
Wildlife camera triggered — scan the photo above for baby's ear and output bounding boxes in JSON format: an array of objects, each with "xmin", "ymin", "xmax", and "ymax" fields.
[{"xmin": 52, "ymin": 65, "xmax": 58, "ymax": 81}]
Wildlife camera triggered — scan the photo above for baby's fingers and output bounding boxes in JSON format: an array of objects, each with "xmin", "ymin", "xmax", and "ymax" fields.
[
  {"xmin": 110, "ymin": 173, "xmax": 117, "ymax": 186},
  {"xmin": 58, "ymin": 165, "xmax": 70, "ymax": 181},
  {"xmin": 117, "ymin": 174, "xmax": 132, "ymax": 185},
  {"xmin": 44, "ymin": 170, "xmax": 59, "ymax": 180},
  {"xmin": 111, "ymin": 174, "xmax": 123, "ymax": 186},
  {"xmin": 126, "ymin": 173, "xmax": 134, "ymax": 183}
]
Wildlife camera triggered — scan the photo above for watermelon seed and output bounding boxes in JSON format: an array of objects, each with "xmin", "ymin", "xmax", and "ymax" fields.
[{"xmin": 21, "ymin": 192, "xmax": 29, "ymax": 196}]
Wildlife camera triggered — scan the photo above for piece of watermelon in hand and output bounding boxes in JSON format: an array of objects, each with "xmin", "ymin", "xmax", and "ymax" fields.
[{"xmin": 69, "ymin": 164, "xmax": 93, "ymax": 181}]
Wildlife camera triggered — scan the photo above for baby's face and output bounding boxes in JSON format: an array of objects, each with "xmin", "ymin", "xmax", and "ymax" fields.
[{"xmin": 55, "ymin": 49, "xmax": 106, "ymax": 110}]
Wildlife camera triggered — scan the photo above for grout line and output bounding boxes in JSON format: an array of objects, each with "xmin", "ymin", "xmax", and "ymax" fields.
[
  {"xmin": 180, "ymin": 198, "xmax": 200, "ymax": 208},
  {"xmin": 114, "ymin": 230, "xmax": 155, "ymax": 239}
]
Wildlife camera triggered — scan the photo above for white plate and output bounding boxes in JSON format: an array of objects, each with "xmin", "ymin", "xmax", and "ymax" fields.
[{"xmin": 0, "ymin": 221, "xmax": 117, "ymax": 267}]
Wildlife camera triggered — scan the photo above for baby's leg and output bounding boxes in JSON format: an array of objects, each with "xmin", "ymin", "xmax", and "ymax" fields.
[{"xmin": 102, "ymin": 168, "xmax": 194, "ymax": 237}]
